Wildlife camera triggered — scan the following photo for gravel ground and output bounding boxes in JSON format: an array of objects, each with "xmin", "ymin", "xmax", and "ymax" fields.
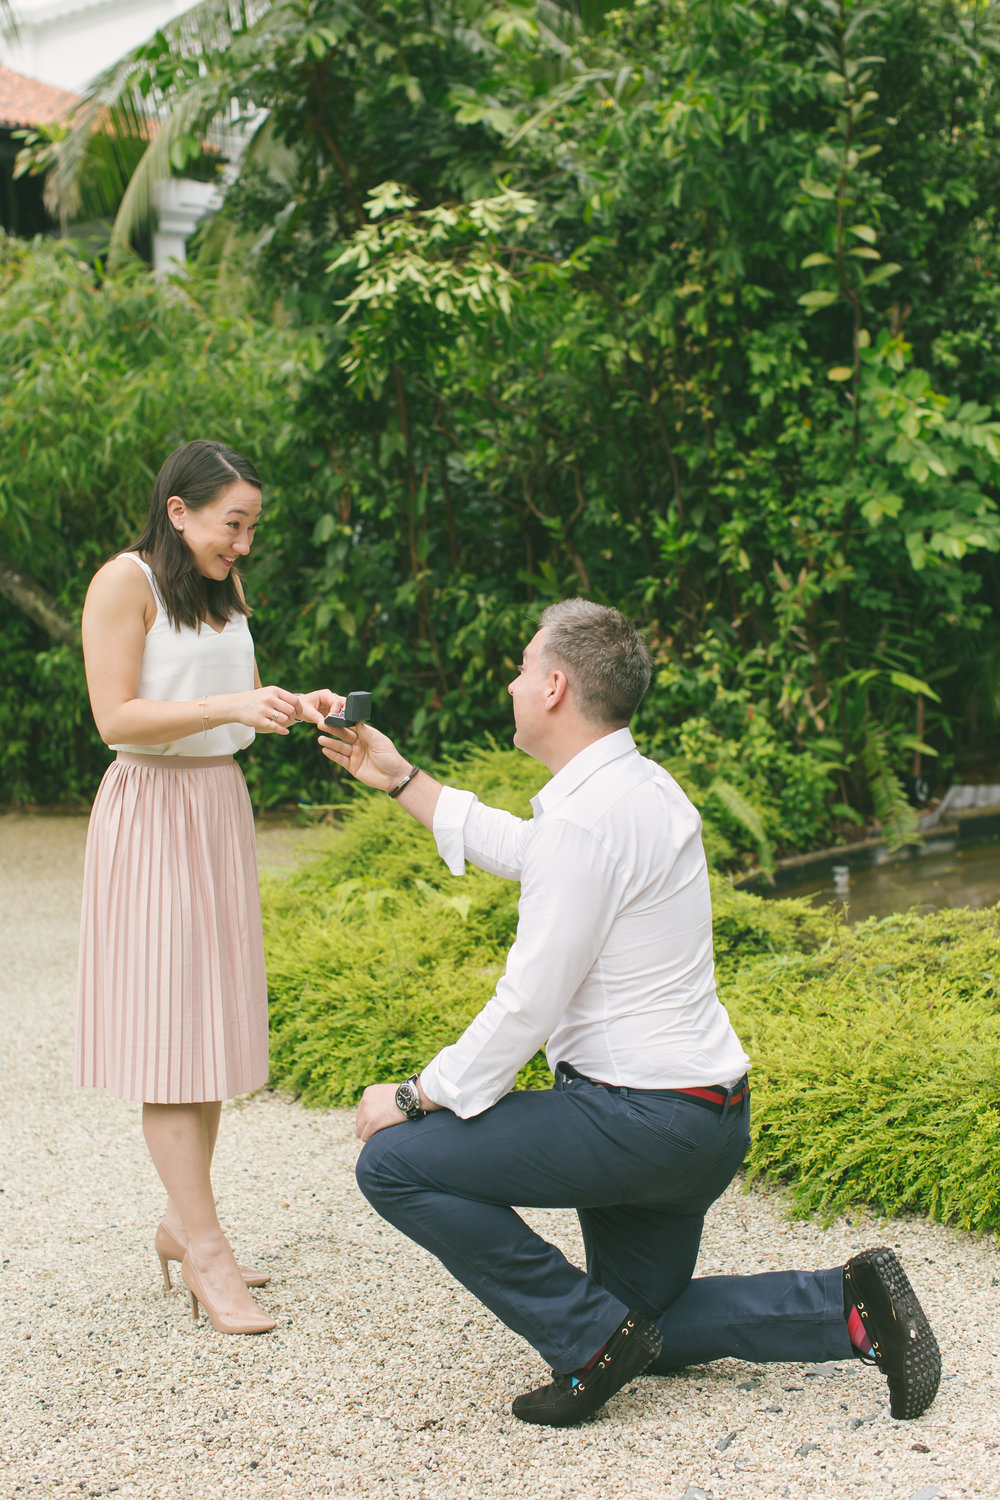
[{"xmin": 2, "ymin": 811, "xmax": 999, "ymax": 1500}]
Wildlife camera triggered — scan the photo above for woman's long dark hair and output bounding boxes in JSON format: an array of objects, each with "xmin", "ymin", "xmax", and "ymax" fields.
[{"xmin": 128, "ymin": 440, "xmax": 261, "ymax": 630}]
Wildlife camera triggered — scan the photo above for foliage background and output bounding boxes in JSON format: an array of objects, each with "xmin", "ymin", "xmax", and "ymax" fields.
[{"xmin": 3, "ymin": 0, "xmax": 1000, "ymax": 861}]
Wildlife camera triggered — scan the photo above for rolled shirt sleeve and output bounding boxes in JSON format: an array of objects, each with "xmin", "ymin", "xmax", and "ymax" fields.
[
  {"xmin": 419, "ymin": 818, "xmax": 621, "ymax": 1117},
  {"xmin": 432, "ymin": 785, "xmax": 534, "ymax": 880},
  {"xmin": 432, "ymin": 786, "xmax": 479, "ymax": 876}
]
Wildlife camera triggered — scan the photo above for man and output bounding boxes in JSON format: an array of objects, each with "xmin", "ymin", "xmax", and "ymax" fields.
[{"xmin": 318, "ymin": 599, "xmax": 940, "ymax": 1428}]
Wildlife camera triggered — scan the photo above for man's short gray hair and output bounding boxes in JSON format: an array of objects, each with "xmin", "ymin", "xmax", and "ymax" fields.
[{"xmin": 537, "ymin": 599, "xmax": 652, "ymax": 727}]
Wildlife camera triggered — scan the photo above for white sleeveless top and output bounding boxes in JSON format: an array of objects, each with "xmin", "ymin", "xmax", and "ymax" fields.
[{"xmin": 110, "ymin": 553, "xmax": 256, "ymax": 757}]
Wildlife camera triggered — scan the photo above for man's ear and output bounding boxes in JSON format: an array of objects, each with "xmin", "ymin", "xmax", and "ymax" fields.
[
  {"xmin": 166, "ymin": 495, "xmax": 187, "ymax": 531},
  {"xmin": 546, "ymin": 670, "xmax": 569, "ymax": 709}
]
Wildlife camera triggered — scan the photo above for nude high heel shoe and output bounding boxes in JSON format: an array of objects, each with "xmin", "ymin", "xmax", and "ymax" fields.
[
  {"xmin": 181, "ymin": 1252, "xmax": 276, "ymax": 1335},
  {"xmin": 155, "ymin": 1221, "xmax": 270, "ymax": 1290}
]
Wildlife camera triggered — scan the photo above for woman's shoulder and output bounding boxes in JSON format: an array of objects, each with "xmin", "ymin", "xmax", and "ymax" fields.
[{"xmin": 85, "ymin": 552, "xmax": 157, "ymax": 616}]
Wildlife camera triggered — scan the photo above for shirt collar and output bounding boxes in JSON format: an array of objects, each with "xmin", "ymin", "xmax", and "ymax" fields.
[{"xmin": 530, "ymin": 727, "xmax": 637, "ymax": 816}]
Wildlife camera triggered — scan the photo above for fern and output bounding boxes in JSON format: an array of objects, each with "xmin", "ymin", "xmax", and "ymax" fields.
[
  {"xmin": 860, "ymin": 717, "xmax": 920, "ymax": 851},
  {"xmin": 707, "ymin": 775, "xmax": 775, "ymax": 878}
]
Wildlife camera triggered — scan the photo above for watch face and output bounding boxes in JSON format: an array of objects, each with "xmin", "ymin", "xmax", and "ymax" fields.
[{"xmin": 395, "ymin": 1081, "xmax": 419, "ymax": 1116}]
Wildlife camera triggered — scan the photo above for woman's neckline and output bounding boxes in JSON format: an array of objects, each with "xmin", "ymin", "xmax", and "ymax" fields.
[{"xmin": 135, "ymin": 552, "xmax": 233, "ymax": 635}]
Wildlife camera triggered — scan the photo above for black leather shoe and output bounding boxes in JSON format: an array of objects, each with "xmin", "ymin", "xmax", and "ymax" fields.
[
  {"xmin": 844, "ymin": 1246, "xmax": 941, "ymax": 1419},
  {"xmin": 512, "ymin": 1312, "xmax": 663, "ymax": 1427}
]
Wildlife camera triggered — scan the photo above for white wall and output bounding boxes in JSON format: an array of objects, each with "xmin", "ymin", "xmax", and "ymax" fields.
[{"xmin": 2, "ymin": 0, "xmax": 193, "ymax": 92}]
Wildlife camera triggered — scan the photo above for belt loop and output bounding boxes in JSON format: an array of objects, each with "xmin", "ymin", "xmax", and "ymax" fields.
[{"xmin": 718, "ymin": 1083, "xmax": 733, "ymax": 1126}]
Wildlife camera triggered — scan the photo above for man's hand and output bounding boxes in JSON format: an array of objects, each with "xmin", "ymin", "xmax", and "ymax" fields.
[
  {"xmin": 319, "ymin": 721, "xmax": 411, "ymax": 793},
  {"xmin": 355, "ymin": 1078, "xmax": 442, "ymax": 1141},
  {"xmin": 355, "ymin": 1083, "xmax": 408, "ymax": 1142}
]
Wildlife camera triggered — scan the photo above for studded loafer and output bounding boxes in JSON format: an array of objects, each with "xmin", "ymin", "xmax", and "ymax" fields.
[
  {"xmin": 844, "ymin": 1246, "xmax": 941, "ymax": 1419},
  {"xmin": 512, "ymin": 1311, "xmax": 663, "ymax": 1427}
]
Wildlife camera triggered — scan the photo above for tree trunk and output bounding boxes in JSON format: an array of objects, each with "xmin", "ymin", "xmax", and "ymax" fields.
[{"xmin": 0, "ymin": 553, "xmax": 79, "ymax": 647}]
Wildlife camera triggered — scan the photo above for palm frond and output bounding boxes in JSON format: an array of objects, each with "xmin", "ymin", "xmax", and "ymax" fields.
[
  {"xmin": 42, "ymin": 0, "xmax": 286, "ymax": 238},
  {"xmin": 106, "ymin": 81, "xmax": 235, "ymax": 255},
  {"xmin": 192, "ymin": 112, "xmax": 305, "ymax": 268}
]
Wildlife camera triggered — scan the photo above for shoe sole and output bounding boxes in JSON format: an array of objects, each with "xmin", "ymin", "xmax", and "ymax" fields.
[{"xmin": 849, "ymin": 1247, "xmax": 941, "ymax": 1420}]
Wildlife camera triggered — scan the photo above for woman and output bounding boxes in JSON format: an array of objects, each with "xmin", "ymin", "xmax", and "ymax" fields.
[{"xmin": 76, "ymin": 440, "xmax": 335, "ymax": 1335}]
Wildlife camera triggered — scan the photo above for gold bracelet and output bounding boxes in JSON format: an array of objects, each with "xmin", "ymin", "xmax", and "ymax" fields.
[{"xmin": 199, "ymin": 697, "xmax": 211, "ymax": 735}]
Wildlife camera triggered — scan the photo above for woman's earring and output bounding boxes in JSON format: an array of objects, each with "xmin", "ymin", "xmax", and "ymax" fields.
[{"xmin": 177, "ymin": 525, "xmax": 185, "ymax": 533}]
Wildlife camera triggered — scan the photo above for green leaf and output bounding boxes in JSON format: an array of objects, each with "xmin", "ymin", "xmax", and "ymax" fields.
[
  {"xmin": 848, "ymin": 224, "xmax": 878, "ymax": 244},
  {"xmin": 800, "ymin": 178, "xmax": 836, "ymax": 200},
  {"xmin": 860, "ymin": 492, "xmax": 904, "ymax": 524},
  {"xmin": 888, "ymin": 672, "xmax": 941, "ymax": 702},
  {"xmin": 800, "ymin": 252, "xmax": 834, "ymax": 268},
  {"xmin": 707, "ymin": 777, "xmax": 774, "ymax": 877},
  {"xmin": 862, "ymin": 262, "xmax": 902, "ymax": 286},
  {"xmin": 798, "ymin": 289, "xmax": 838, "ymax": 309},
  {"xmin": 827, "ymin": 365, "xmax": 854, "ymax": 381}
]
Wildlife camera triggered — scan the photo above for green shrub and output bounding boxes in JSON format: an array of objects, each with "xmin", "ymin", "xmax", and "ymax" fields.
[
  {"xmin": 262, "ymin": 746, "xmax": 1000, "ymax": 1234},
  {"xmin": 708, "ymin": 877, "xmax": 833, "ymax": 981},
  {"xmin": 728, "ymin": 906, "xmax": 1000, "ymax": 1231},
  {"xmin": 263, "ymin": 746, "xmax": 544, "ymax": 1105}
]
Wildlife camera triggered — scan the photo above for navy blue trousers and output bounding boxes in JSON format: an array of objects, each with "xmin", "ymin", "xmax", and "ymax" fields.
[{"xmin": 356, "ymin": 1069, "xmax": 853, "ymax": 1374}]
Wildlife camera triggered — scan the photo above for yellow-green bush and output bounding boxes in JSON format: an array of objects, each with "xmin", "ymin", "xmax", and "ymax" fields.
[
  {"xmin": 262, "ymin": 747, "xmax": 1000, "ymax": 1230},
  {"xmin": 262, "ymin": 747, "xmax": 543, "ymax": 1105},
  {"xmin": 728, "ymin": 906, "xmax": 1000, "ymax": 1231}
]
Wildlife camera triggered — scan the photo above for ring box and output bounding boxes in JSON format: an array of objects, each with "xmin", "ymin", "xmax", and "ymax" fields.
[{"xmin": 324, "ymin": 691, "xmax": 372, "ymax": 729}]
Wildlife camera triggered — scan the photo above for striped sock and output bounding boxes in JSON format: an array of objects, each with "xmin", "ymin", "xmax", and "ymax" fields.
[{"xmin": 847, "ymin": 1304, "xmax": 874, "ymax": 1357}]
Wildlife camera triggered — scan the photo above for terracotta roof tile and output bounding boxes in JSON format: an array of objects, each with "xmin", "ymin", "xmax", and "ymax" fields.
[{"xmin": 0, "ymin": 65, "xmax": 80, "ymax": 130}]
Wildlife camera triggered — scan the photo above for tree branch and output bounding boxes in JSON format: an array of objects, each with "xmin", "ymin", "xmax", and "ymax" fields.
[{"xmin": 0, "ymin": 553, "xmax": 79, "ymax": 647}]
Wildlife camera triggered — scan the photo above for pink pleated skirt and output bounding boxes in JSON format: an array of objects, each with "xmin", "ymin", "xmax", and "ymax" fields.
[{"xmin": 75, "ymin": 753, "xmax": 269, "ymax": 1103}]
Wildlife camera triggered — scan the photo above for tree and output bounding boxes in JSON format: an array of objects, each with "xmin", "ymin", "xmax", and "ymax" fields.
[{"xmin": 6, "ymin": 0, "xmax": 1000, "ymax": 851}]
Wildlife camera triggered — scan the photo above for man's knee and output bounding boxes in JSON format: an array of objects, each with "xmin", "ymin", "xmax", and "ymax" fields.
[
  {"xmin": 355, "ymin": 1135, "xmax": 388, "ymax": 1207},
  {"xmin": 355, "ymin": 1127, "xmax": 419, "ymax": 1209}
]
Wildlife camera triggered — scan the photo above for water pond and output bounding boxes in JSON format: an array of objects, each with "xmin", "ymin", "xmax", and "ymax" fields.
[{"xmin": 760, "ymin": 837, "xmax": 1000, "ymax": 923}]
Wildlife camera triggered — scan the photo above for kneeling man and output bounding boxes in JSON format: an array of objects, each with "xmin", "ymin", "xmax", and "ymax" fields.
[{"xmin": 319, "ymin": 600, "xmax": 940, "ymax": 1427}]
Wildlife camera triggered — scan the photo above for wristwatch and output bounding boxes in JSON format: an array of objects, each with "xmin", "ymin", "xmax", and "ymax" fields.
[{"xmin": 394, "ymin": 1073, "xmax": 426, "ymax": 1121}]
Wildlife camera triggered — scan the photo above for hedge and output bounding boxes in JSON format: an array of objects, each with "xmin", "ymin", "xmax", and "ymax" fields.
[{"xmin": 261, "ymin": 748, "xmax": 999, "ymax": 1231}]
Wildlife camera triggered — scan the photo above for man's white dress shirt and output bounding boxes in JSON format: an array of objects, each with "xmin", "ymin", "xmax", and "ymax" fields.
[{"xmin": 418, "ymin": 729, "xmax": 750, "ymax": 1119}]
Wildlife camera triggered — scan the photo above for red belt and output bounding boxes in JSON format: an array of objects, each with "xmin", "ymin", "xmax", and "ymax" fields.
[
  {"xmin": 672, "ymin": 1081, "xmax": 749, "ymax": 1115},
  {"xmin": 558, "ymin": 1062, "xmax": 749, "ymax": 1115}
]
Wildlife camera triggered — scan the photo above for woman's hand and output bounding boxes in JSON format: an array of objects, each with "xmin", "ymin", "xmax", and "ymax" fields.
[
  {"xmin": 295, "ymin": 689, "xmax": 346, "ymax": 728},
  {"xmin": 319, "ymin": 721, "xmax": 410, "ymax": 792},
  {"xmin": 228, "ymin": 685, "xmax": 302, "ymax": 735}
]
